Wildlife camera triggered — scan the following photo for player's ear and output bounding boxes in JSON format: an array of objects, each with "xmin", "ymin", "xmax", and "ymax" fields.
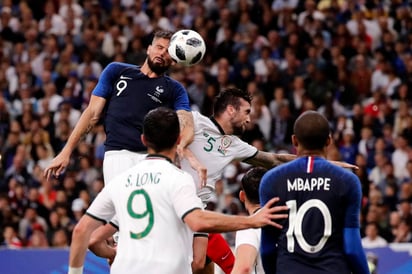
[
  {"xmin": 176, "ymin": 135, "xmax": 181, "ymax": 146},
  {"xmin": 141, "ymin": 134, "xmax": 147, "ymax": 146},
  {"xmin": 325, "ymin": 134, "xmax": 332, "ymax": 147},
  {"xmin": 239, "ymin": 190, "xmax": 245, "ymax": 203},
  {"xmin": 291, "ymin": 134, "xmax": 298, "ymax": 147}
]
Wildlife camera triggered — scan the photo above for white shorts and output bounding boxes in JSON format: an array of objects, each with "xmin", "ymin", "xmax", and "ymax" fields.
[{"xmin": 103, "ymin": 150, "xmax": 147, "ymax": 185}]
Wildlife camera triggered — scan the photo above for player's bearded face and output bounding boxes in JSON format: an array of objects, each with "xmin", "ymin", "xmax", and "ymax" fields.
[
  {"xmin": 147, "ymin": 56, "xmax": 170, "ymax": 75},
  {"xmin": 147, "ymin": 39, "xmax": 173, "ymax": 74},
  {"xmin": 232, "ymin": 122, "xmax": 245, "ymax": 136},
  {"xmin": 231, "ymin": 115, "xmax": 246, "ymax": 136}
]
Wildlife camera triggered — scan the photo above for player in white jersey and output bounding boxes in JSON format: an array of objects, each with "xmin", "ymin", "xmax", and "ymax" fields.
[
  {"xmin": 68, "ymin": 107, "xmax": 288, "ymax": 274},
  {"xmin": 179, "ymin": 88, "xmax": 295, "ymax": 273},
  {"xmin": 231, "ymin": 167, "xmax": 267, "ymax": 274}
]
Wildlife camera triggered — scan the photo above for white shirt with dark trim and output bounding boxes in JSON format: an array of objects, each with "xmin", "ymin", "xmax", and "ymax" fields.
[
  {"xmin": 87, "ymin": 155, "xmax": 203, "ymax": 274},
  {"xmin": 180, "ymin": 111, "xmax": 258, "ymax": 191}
]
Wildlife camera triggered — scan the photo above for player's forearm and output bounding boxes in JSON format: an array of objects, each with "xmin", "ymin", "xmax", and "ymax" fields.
[
  {"xmin": 69, "ymin": 233, "xmax": 90, "ymax": 268},
  {"xmin": 273, "ymin": 153, "xmax": 296, "ymax": 165},
  {"xmin": 245, "ymin": 151, "xmax": 296, "ymax": 169},
  {"xmin": 344, "ymin": 228, "xmax": 370, "ymax": 274},
  {"xmin": 177, "ymin": 110, "xmax": 194, "ymax": 148},
  {"xmin": 89, "ymin": 224, "xmax": 118, "ymax": 259},
  {"xmin": 189, "ymin": 211, "xmax": 256, "ymax": 233},
  {"xmin": 63, "ymin": 108, "xmax": 98, "ymax": 153}
]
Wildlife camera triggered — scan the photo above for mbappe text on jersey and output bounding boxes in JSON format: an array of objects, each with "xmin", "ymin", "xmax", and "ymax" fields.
[{"xmin": 287, "ymin": 177, "xmax": 331, "ymax": 192}]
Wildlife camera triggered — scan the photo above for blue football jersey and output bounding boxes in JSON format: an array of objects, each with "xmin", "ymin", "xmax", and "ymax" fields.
[
  {"xmin": 92, "ymin": 62, "xmax": 190, "ymax": 152},
  {"xmin": 259, "ymin": 156, "xmax": 363, "ymax": 274}
]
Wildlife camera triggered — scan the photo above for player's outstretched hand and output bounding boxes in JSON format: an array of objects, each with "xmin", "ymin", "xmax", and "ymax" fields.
[
  {"xmin": 44, "ymin": 150, "xmax": 71, "ymax": 180},
  {"xmin": 249, "ymin": 197, "xmax": 288, "ymax": 229}
]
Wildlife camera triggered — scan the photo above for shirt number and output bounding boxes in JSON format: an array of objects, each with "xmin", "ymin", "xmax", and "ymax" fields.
[
  {"xmin": 116, "ymin": 80, "xmax": 127, "ymax": 96},
  {"xmin": 286, "ymin": 199, "xmax": 332, "ymax": 253},
  {"xmin": 127, "ymin": 189, "xmax": 154, "ymax": 239},
  {"xmin": 203, "ymin": 137, "xmax": 216, "ymax": 152}
]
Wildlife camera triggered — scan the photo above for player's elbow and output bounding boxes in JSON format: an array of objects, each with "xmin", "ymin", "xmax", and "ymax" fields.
[
  {"xmin": 72, "ymin": 222, "xmax": 87, "ymax": 238},
  {"xmin": 188, "ymin": 221, "xmax": 211, "ymax": 233},
  {"xmin": 191, "ymin": 256, "xmax": 206, "ymax": 272},
  {"xmin": 185, "ymin": 211, "xmax": 213, "ymax": 232}
]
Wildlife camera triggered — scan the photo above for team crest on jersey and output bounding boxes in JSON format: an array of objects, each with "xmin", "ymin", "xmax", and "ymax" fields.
[
  {"xmin": 154, "ymin": 86, "xmax": 164, "ymax": 96},
  {"xmin": 218, "ymin": 136, "xmax": 232, "ymax": 155},
  {"xmin": 147, "ymin": 86, "xmax": 164, "ymax": 103}
]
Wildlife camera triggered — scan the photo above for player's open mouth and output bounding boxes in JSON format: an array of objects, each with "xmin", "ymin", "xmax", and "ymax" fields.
[{"xmin": 154, "ymin": 57, "xmax": 164, "ymax": 63}]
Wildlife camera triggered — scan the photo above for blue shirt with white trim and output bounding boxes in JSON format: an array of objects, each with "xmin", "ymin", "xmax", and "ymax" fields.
[
  {"xmin": 259, "ymin": 156, "xmax": 368, "ymax": 274},
  {"xmin": 92, "ymin": 62, "xmax": 190, "ymax": 152}
]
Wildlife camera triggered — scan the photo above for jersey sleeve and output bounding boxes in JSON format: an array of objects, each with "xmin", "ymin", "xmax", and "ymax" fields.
[
  {"xmin": 92, "ymin": 62, "xmax": 135, "ymax": 98},
  {"xmin": 233, "ymin": 137, "xmax": 258, "ymax": 161},
  {"xmin": 86, "ymin": 186, "xmax": 116, "ymax": 223},
  {"xmin": 169, "ymin": 78, "xmax": 191, "ymax": 111},
  {"xmin": 170, "ymin": 172, "xmax": 203, "ymax": 219},
  {"xmin": 259, "ymin": 170, "xmax": 280, "ymax": 274},
  {"xmin": 343, "ymin": 172, "xmax": 362, "ymax": 228}
]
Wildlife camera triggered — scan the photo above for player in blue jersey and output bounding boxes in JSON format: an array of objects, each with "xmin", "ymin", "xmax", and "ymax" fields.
[
  {"xmin": 259, "ymin": 110, "xmax": 369, "ymax": 274},
  {"xmin": 44, "ymin": 30, "xmax": 194, "ymax": 183}
]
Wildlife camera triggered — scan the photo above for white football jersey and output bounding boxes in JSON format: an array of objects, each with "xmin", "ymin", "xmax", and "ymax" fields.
[
  {"xmin": 180, "ymin": 111, "xmax": 258, "ymax": 191},
  {"xmin": 87, "ymin": 156, "xmax": 203, "ymax": 274},
  {"xmin": 235, "ymin": 228, "xmax": 265, "ymax": 274}
]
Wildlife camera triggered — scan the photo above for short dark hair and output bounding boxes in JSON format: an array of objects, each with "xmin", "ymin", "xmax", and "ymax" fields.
[
  {"xmin": 213, "ymin": 87, "xmax": 252, "ymax": 116},
  {"xmin": 241, "ymin": 167, "xmax": 267, "ymax": 204},
  {"xmin": 143, "ymin": 107, "xmax": 180, "ymax": 152},
  {"xmin": 153, "ymin": 30, "xmax": 173, "ymax": 41},
  {"xmin": 294, "ymin": 110, "xmax": 330, "ymax": 150}
]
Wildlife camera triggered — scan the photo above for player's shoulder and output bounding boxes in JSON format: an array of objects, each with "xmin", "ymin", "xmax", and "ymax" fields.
[
  {"xmin": 104, "ymin": 62, "xmax": 139, "ymax": 74},
  {"xmin": 191, "ymin": 110, "xmax": 207, "ymax": 121}
]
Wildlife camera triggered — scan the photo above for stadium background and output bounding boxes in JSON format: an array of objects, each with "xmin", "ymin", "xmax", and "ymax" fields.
[{"xmin": 1, "ymin": 0, "xmax": 412, "ymax": 273}]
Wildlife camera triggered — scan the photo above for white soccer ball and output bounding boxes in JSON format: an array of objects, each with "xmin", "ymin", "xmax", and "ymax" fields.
[{"xmin": 168, "ymin": 29, "xmax": 206, "ymax": 66}]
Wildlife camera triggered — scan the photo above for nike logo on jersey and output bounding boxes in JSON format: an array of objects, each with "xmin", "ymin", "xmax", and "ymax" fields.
[
  {"xmin": 120, "ymin": 75, "xmax": 132, "ymax": 80},
  {"xmin": 221, "ymin": 252, "xmax": 231, "ymax": 261}
]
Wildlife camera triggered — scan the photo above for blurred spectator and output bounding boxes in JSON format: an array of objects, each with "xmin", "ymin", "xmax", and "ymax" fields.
[
  {"xmin": 392, "ymin": 134, "xmax": 410, "ymax": 180},
  {"xmin": 1, "ymin": 224, "xmax": 23, "ymax": 248},
  {"xmin": 250, "ymin": 91, "xmax": 271, "ymax": 142},
  {"xmin": 362, "ymin": 222, "xmax": 388, "ymax": 248},
  {"xmin": 18, "ymin": 206, "xmax": 48, "ymax": 244},
  {"xmin": 392, "ymin": 217, "xmax": 412, "ymax": 243},
  {"xmin": 50, "ymin": 227, "xmax": 69, "ymax": 248}
]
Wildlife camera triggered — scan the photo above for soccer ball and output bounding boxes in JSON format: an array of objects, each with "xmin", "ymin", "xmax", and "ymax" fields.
[{"xmin": 168, "ymin": 29, "xmax": 206, "ymax": 66}]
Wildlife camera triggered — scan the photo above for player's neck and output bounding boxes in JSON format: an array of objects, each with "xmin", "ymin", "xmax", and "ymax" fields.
[
  {"xmin": 147, "ymin": 148, "xmax": 177, "ymax": 162},
  {"xmin": 213, "ymin": 116, "xmax": 232, "ymax": 135},
  {"xmin": 298, "ymin": 151, "xmax": 326, "ymax": 158},
  {"xmin": 246, "ymin": 202, "xmax": 261, "ymax": 216},
  {"xmin": 141, "ymin": 63, "xmax": 161, "ymax": 78}
]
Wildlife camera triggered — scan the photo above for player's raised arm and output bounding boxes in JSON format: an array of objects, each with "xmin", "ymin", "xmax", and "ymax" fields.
[
  {"xmin": 244, "ymin": 151, "xmax": 296, "ymax": 169},
  {"xmin": 44, "ymin": 95, "xmax": 106, "ymax": 180},
  {"xmin": 244, "ymin": 151, "xmax": 358, "ymax": 170},
  {"xmin": 176, "ymin": 109, "xmax": 195, "ymax": 150}
]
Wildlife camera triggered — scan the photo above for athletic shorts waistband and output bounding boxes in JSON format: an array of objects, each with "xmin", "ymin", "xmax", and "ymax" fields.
[{"xmin": 104, "ymin": 150, "xmax": 147, "ymax": 156}]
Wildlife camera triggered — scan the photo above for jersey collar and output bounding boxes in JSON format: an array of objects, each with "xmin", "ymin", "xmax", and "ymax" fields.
[
  {"xmin": 146, "ymin": 154, "xmax": 173, "ymax": 163},
  {"xmin": 210, "ymin": 116, "xmax": 226, "ymax": 135}
]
